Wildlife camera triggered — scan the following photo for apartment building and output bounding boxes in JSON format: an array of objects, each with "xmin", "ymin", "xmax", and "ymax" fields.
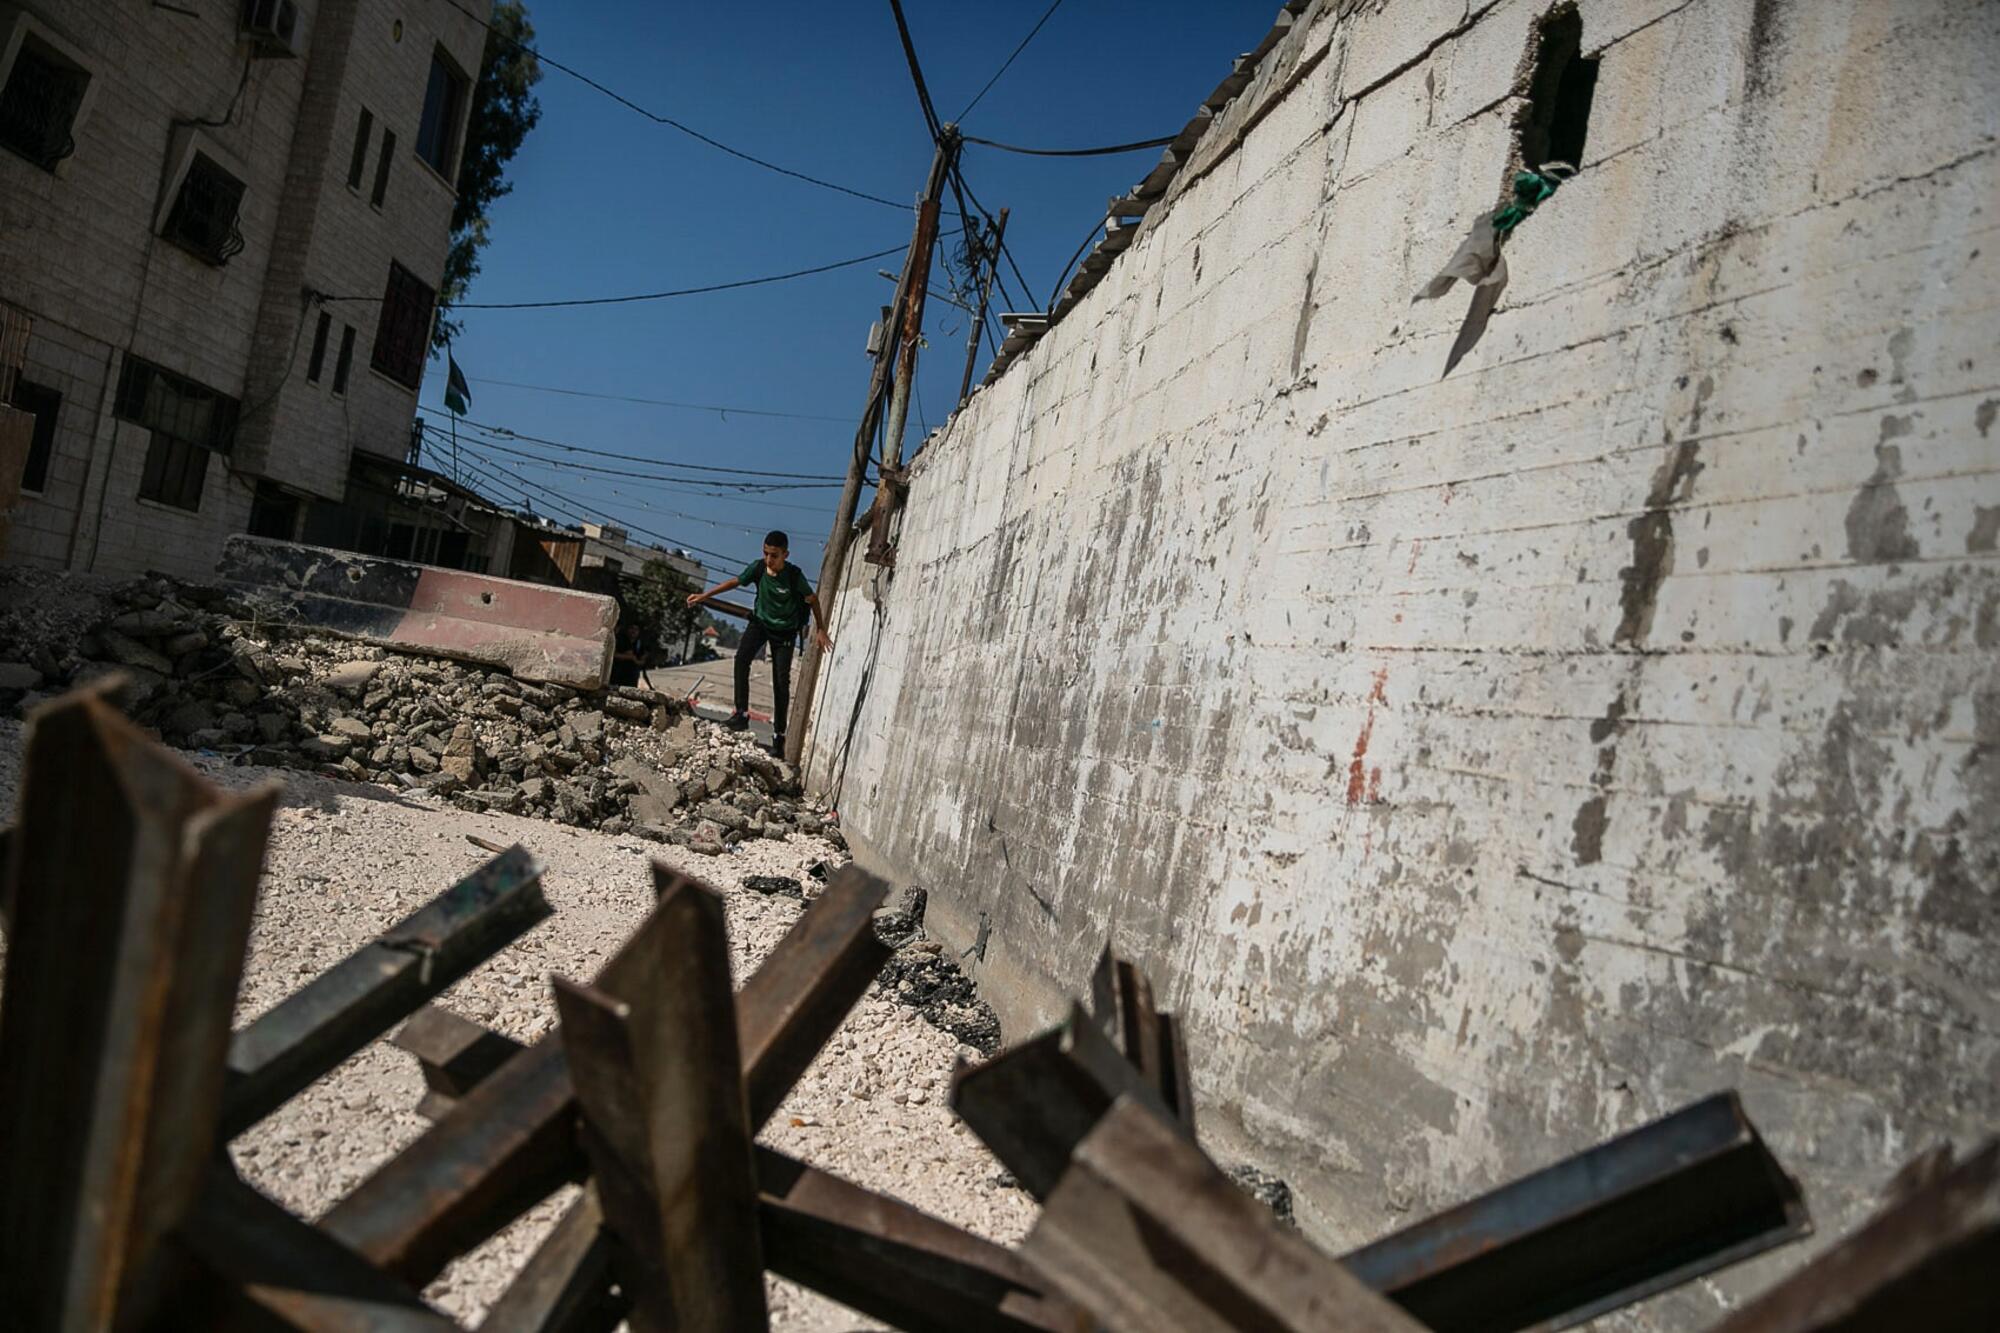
[{"xmin": 0, "ymin": 0, "xmax": 488, "ymax": 580}]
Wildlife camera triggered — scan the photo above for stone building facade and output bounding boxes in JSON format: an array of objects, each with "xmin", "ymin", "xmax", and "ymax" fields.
[
  {"xmin": 0, "ymin": 0, "xmax": 487, "ymax": 580},
  {"xmin": 804, "ymin": 0, "xmax": 1999, "ymax": 1323}
]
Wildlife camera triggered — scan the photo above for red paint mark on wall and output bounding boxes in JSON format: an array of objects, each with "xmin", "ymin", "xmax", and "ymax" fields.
[
  {"xmin": 1407, "ymin": 540, "xmax": 1424, "ymax": 574},
  {"xmin": 1346, "ymin": 714, "xmax": 1374, "ymax": 804},
  {"xmin": 1347, "ymin": 667, "xmax": 1391, "ymax": 805}
]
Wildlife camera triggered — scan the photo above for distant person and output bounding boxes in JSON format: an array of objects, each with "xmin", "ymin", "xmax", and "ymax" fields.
[
  {"xmin": 687, "ymin": 530, "xmax": 832, "ymax": 755},
  {"xmin": 610, "ymin": 618, "xmax": 645, "ymax": 688}
]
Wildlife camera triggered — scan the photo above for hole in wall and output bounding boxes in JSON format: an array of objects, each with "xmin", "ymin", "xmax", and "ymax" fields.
[
  {"xmin": 1517, "ymin": 4, "xmax": 1599, "ymax": 172},
  {"xmin": 481, "ymin": 591, "xmax": 494, "ymax": 604}
]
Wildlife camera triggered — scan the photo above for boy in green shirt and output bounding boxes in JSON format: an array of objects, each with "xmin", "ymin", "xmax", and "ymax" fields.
[{"xmin": 687, "ymin": 530, "xmax": 832, "ymax": 754}]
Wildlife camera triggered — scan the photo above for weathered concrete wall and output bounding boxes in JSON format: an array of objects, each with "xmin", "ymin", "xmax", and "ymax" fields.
[{"xmin": 806, "ymin": 0, "xmax": 2000, "ymax": 1322}]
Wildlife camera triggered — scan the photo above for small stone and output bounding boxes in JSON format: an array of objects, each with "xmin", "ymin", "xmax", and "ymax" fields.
[
  {"xmin": 98, "ymin": 629, "xmax": 174, "ymax": 675},
  {"xmin": 324, "ymin": 660, "xmax": 382, "ymax": 696},
  {"xmin": 329, "ymin": 716, "xmax": 371, "ymax": 740}
]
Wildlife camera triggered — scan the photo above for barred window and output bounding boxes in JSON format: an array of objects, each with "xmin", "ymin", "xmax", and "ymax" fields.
[
  {"xmin": 371, "ymin": 262, "xmax": 434, "ymax": 389},
  {"xmin": 414, "ymin": 49, "xmax": 466, "ymax": 180},
  {"xmin": 162, "ymin": 152, "xmax": 246, "ymax": 266},
  {"xmin": 116, "ymin": 356, "xmax": 239, "ymax": 513},
  {"xmin": 0, "ymin": 37, "xmax": 88, "ymax": 172}
]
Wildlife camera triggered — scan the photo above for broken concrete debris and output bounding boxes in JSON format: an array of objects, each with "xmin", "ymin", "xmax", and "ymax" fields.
[{"xmin": 0, "ymin": 568, "xmax": 837, "ymax": 854}]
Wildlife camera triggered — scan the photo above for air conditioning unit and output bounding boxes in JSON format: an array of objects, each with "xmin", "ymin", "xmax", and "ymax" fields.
[{"xmin": 240, "ymin": 0, "xmax": 304, "ymax": 58}]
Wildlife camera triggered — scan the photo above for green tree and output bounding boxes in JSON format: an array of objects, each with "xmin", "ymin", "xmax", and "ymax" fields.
[
  {"xmin": 434, "ymin": 2, "xmax": 542, "ymax": 349},
  {"xmin": 625, "ymin": 559, "xmax": 700, "ymax": 661}
]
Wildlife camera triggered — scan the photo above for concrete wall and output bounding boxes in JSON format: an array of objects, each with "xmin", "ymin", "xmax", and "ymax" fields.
[
  {"xmin": 0, "ymin": 0, "xmax": 484, "ymax": 580},
  {"xmin": 806, "ymin": 0, "xmax": 2000, "ymax": 1322}
]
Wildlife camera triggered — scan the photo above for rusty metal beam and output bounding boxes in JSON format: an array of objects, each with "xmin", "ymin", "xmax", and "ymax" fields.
[
  {"xmin": 553, "ymin": 872, "xmax": 767, "ymax": 1332},
  {"xmin": 395, "ymin": 1003, "xmax": 535, "ymax": 1121},
  {"xmin": 477, "ymin": 1190, "xmax": 620, "ymax": 1333},
  {"xmin": 951, "ymin": 1002, "xmax": 1184, "ymax": 1200},
  {"xmin": 1088, "ymin": 947, "xmax": 1197, "ymax": 1134},
  {"xmin": 320, "ymin": 1034, "xmax": 580, "ymax": 1284},
  {"xmin": 759, "ymin": 1146, "xmax": 1091, "ymax": 1333},
  {"xmin": 734, "ymin": 864, "xmax": 890, "ymax": 1126},
  {"xmin": 175, "ymin": 1166, "xmax": 457, "ymax": 1332},
  {"xmin": 324, "ymin": 862, "xmax": 888, "ymax": 1285},
  {"xmin": 1340, "ymin": 1091, "xmax": 1811, "ymax": 1332},
  {"xmin": 222, "ymin": 846, "xmax": 549, "ymax": 1139},
  {"xmin": 1708, "ymin": 1140, "xmax": 1997, "ymax": 1332},
  {"xmin": 1023, "ymin": 1095, "xmax": 1425, "ymax": 1333},
  {"xmin": 0, "ymin": 689, "xmax": 276, "ymax": 1331}
]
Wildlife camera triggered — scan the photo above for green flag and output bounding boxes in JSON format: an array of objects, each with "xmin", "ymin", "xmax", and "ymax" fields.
[{"xmin": 444, "ymin": 354, "xmax": 470, "ymax": 416}]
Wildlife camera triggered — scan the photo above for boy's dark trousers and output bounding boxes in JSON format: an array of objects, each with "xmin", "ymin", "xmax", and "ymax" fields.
[{"xmin": 734, "ymin": 618, "xmax": 794, "ymax": 738}]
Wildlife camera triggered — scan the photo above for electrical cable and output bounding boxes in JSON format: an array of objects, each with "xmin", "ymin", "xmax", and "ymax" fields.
[
  {"xmin": 461, "ymin": 436, "xmax": 844, "ymax": 493},
  {"xmin": 886, "ymin": 0, "xmax": 944, "ymax": 143},
  {"xmin": 439, "ymin": 416, "xmax": 846, "ymax": 480},
  {"xmin": 426, "ymin": 422, "xmax": 836, "ymax": 513},
  {"xmin": 950, "ymin": 164, "xmax": 1036, "ymax": 312},
  {"xmin": 464, "ymin": 378, "xmax": 851, "ymax": 423},
  {"xmin": 318, "ymin": 242, "xmax": 915, "ymax": 310},
  {"xmin": 963, "ymin": 131, "xmax": 1178, "ymax": 156},
  {"xmin": 425, "ymin": 426, "xmax": 837, "ymax": 516},
  {"xmin": 438, "ymin": 0, "xmax": 905, "ymax": 209},
  {"xmin": 452, "ymin": 431, "xmax": 844, "ymax": 494},
  {"xmin": 450, "ymin": 440, "xmax": 784, "ymax": 575},
  {"xmin": 956, "ymin": 0, "xmax": 1066, "ymax": 121},
  {"xmin": 1045, "ymin": 207, "xmax": 1111, "ymax": 311}
]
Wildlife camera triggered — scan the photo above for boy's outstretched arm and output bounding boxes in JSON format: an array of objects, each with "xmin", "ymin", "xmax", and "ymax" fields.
[{"xmin": 687, "ymin": 576, "xmax": 740, "ymax": 607}]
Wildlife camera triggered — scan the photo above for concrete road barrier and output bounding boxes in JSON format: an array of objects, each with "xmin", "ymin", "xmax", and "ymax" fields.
[{"xmin": 218, "ymin": 536, "xmax": 616, "ymax": 689}]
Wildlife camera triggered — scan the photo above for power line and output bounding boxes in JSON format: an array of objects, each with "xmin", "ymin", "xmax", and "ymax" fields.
[
  {"xmin": 426, "ymin": 423, "xmax": 838, "ymax": 514},
  {"xmin": 319, "ymin": 242, "xmax": 915, "ymax": 310},
  {"xmin": 452, "ymin": 440, "xmax": 774, "ymax": 576},
  {"xmin": 887, "ymin": 0, "xmax": 944, "ymax": 143},
  {"xmin": 956, "ymin": 0, "xmax": 1067, "ymax": 121},
  {"xmin": 464, "ymin": 378, "xmax": 851, "ymax": 423},
  {"xmin": 446, "ymin": 416, "xmax": 846, "ymax": 481},
  {"xmin": 951, "ymin": 164, "xmax": 1035, "ymax": 310},
  {"xmin": 439, "ymin": 0, "xmax": 905, "ymax": 210},
  {"xmin": 452, "ymin": 429, "xmax": 845, "ymax": 494},
  {"xmin": 963, "ymin": 131, "xmax": 1178, "ymax": 157}
]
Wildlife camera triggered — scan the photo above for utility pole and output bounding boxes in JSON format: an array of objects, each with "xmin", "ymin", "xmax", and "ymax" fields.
[
  {"xmin": 865, "ymin": 126, "xmax": 958, "ymax": 568},
  {"xmin": 783, "ymin": 130, "xmax": 959, "ymax": 766},
  {"xmin": 957, "ymin": 207, "xmax": 1008, "ymax": 407}
]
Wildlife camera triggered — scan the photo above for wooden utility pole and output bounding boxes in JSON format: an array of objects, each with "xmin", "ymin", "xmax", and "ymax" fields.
[
  {"xmin": 957, "ymin": 207, "xmax": 1008, "ymax": 407},
  {"xmin": 784, "ymin": 131, "xmax": 958, "ymax": 766}
]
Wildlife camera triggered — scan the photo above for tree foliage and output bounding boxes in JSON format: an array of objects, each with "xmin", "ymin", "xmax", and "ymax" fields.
[
  {"xmin": 625, "ymin": 560, "xmax": 701, "ymax": 660},
  {"xmin": 434, "ymin": 2, "xmax": 542, "ymax": 349}
]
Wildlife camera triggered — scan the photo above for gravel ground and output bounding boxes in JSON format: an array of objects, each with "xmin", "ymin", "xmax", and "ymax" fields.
[{"xmin": 0, "ymin": 714, "xmax": 1035, "ymax": 1329}]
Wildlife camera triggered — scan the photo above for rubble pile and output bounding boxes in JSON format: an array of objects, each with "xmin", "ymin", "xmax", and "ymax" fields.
[{"xmin": 0, "ymin": 570, "xmax": 837, "ymax": 856}]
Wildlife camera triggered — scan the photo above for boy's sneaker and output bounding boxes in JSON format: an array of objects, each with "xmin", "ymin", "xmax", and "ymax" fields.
[
  {"xmin": 769, "ymin": 735, "xmax": 786, "ymax": 758},
  {"xmin": 725, "ymin": 712, "xmax": 750, "ymax": 732}
]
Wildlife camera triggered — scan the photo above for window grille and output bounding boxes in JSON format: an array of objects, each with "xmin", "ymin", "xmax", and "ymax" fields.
[
  {"xmin": 163, "ymin": 152, "xmax": 247, "ymax": 266},
  {"xmin": 371, "ymin": 262, "xmax": 435, "ymax": 390},
  {"xmin": 116, "ymin": 356, "xmax": 239, "ymax": 512}
]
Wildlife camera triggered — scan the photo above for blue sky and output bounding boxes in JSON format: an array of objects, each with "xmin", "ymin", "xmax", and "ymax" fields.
[{"xmin": 416, "ymin": 1, "xmax": 1275, "ymax": 584}]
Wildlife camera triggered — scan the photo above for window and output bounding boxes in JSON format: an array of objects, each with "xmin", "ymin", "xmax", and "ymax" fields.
[
  {"xmin": 162, "ymin": 152, "xmax": 246, "ymax": 266},
  {"xmin": 0, "ymin": 35, "xmax": 89, "ymax": 172},
  {"xmin": 247, "ymin": 480, "xmax": 298, "ymax": 538},
  {"xmin": 346, "ymin": 107, "xmax": 373, "ymax": 188},
  {"xmin": 370, "ymin": 127, "xmax": 395, "ymax": 207},
  {"xmin": 331, "ymin": 325, "xmax": 356, "ymax": 394},
  {"xmin": 115, "ymin": 356, "xmax": 239, "ymax": 513},
  {"xmin": 414, "ymin": 49, "xmax": 466, "ymax": 180},
  {"xmin": 370, "ymin": 262, "xmax": 434, "ymax": 389},
  {"xmin": 9, "ymin": 378, "xmax": 60, "ymax": 494},
  {"xmin": 305, "ymin": 311, "xmax": 332, "ymax": 383}
]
